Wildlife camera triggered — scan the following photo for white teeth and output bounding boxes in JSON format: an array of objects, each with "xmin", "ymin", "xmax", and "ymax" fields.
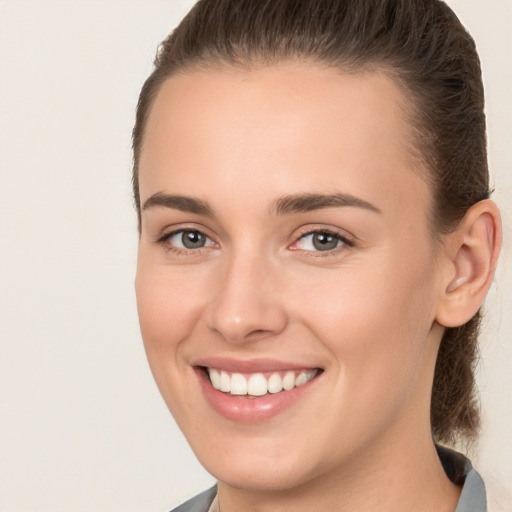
[
  {"xmin": 267, "ymin": 372, "xmax": 283, "ymax": 394},
  {"xmin": 247, "ymin": 373, "xmax": 268, "ymax": 396},
  {"xmin": 295, "ymin": 371, "xmax": 308, "ymax": 387},
  {"xmin": 207, "ymin": 368, "xmax": 318, "ymax": 396},
  {"xmin": 230, "ymin": 373, "xmax": 247, "ymax": 395},
  {"xmin": 209, "ymin": 368, "xmax": 220, "ymax": 390},
  {"xmin": 282, "ymin": 371, "xmax": 295, "ymax": 391},
  {"xmin": 219, "ymin": 371, "xmax": 231, "ymax": 392}
]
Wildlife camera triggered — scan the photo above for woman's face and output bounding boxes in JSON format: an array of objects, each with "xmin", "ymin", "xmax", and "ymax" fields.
[{"xmin": 136, "ymin": 64, "xmax": 446, "ymax": 490}]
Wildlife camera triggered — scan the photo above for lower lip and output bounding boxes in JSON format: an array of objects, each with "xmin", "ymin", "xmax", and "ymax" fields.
[{"xmin": 195, "ymin": 368, "xmax": 321, "ymax": 422}]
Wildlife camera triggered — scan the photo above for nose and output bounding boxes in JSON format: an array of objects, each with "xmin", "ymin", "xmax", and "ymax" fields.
[{"xmin": 205, "ymin": 251, "xmax": 288, "ymax": 344}]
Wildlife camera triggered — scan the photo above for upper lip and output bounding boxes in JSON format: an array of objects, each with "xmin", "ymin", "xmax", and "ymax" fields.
[{"xmin": 192, "ymin": 357, "xmax": 321, "ymax": 373}]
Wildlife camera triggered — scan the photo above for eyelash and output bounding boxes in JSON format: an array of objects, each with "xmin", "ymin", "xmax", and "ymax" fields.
[
  {"xmin": 290, "ymin": 228, "xmax": 354, "ymax": 256},
  {"xmin": 156, "ymin": 227, "xmax": 354, "ymax": 256},
  {"xmin": 156, "ymin": 228, "xmax": 217, "ymax": 255}
]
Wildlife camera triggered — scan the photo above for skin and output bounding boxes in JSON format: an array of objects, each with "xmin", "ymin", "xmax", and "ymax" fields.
[{"xmin": 135, "ymin": 63, "xmax": 499, "ymax": 512}]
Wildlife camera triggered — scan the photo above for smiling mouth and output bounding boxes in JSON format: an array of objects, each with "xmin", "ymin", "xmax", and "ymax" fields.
[{"xmin": 203, "ymin": 367, "xmax": 321, "ymax": 398}]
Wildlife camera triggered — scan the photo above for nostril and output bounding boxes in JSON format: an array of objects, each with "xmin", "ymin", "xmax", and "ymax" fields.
[{"xmin": 246, "ymin": 328, "xmax": 269, "ymax": 338}]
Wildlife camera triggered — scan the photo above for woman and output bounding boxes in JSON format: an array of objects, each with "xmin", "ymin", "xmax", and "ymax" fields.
[{"xmin": 133, "ymin": 1, "xmax": 502, "ymax": 511}]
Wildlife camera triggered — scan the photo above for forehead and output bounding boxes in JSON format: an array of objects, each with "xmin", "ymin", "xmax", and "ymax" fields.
[{"xmin": 138, "ymin": 63, "xmax": 430, "ymax": 226}]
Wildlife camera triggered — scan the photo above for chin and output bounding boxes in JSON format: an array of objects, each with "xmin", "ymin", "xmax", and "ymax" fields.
[
  {"xmin": 210, "ymin": 462, "xmax": 316, "ymax": 493},
  {"xmin": 194, "ymin": 439, "xmax": 328, "ymax": 493}
]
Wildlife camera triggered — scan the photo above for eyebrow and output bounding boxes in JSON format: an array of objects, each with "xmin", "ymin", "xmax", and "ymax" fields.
[
  {"xmin": 141, "ymin": 191, "xmax": 381, "ymax": 217},
  {"xmin": 142, "ymin": 192, "xmax": 214, "ymax": 216},
  {"xmin": 271, "ymin": 192, "xmax": 381, "ymax": 216}
]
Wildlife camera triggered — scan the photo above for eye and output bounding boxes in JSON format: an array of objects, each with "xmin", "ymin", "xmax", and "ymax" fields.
[
  {"xmin": 163, "ymin": 229, "xmax": 216, "ymax": 251},
  {"xmin": 292, "ymin": 230, "xmax": 352, "ymax": 252}
]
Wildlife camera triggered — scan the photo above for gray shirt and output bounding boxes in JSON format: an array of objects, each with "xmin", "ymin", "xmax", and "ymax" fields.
[{"xmin": 171, "ymin": 446, "xmax": 486, "ymax": 512}]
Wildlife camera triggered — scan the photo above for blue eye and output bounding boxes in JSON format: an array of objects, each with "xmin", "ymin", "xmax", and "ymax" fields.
[
  {"xmin": 295, "ymin": 231, "xmax": 349, "ymax": 252},
  {"xmin": 166, "ymin": 230, "xmax": 215, "ymax": 250}
]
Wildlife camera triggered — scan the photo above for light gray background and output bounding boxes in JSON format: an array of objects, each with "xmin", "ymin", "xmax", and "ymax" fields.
[{"xmin": 0, "ymin": 1, "xmax": 510, "ymax": 511}]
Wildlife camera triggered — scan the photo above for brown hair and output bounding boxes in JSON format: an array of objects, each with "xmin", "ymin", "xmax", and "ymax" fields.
[{"xmin": 132, "ymin": 0, "xmax": 490, "ymax": 446}]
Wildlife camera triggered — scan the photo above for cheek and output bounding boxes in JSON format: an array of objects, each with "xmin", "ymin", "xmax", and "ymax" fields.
[
  {"xmin": 292, "ymin": 251, "xmax": 437, "ymax": 387},
  {"xmin": 135, "ymin": 262, "xmax": 219, "ymax": 426},
  {"xmin": 284, "ymin": 258, "xmax": 438, "ymax": 459},
  {"xmin": 135, "ymin": 263, "xmax": 209, "ymax": 369}
]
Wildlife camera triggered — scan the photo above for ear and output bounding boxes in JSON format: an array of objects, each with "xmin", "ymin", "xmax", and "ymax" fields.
[{"xmin": 435, "ymin": 200, "xmax": 502, "ymax": 328}]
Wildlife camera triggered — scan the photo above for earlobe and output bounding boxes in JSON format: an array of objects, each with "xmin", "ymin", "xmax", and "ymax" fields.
[{"xmin": 436, "ymin": 200, "xmax": 502, "ymax": 328}]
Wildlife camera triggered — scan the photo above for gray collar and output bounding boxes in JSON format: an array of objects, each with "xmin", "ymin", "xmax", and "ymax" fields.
[{"xmin": 437, "ymin": 445, "xmax": 487, "ymax": 512}]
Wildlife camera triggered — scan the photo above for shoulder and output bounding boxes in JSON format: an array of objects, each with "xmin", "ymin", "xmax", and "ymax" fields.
[{"xmin": 170, "ymin": 486, "xmax": 217, "ymax": 512}]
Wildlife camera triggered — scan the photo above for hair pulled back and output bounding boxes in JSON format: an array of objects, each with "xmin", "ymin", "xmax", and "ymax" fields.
[{"xmin": 132, "ymin": 0, "xmax": 490, "ymax": 447}]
